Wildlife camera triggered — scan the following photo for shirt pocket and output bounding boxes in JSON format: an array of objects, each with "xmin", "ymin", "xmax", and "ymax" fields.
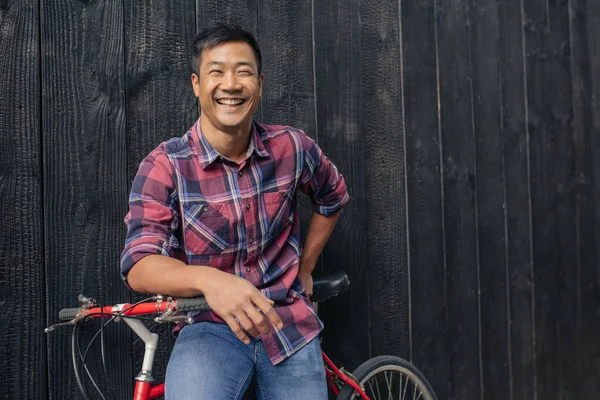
[
  {"xmin": 263, "ymin": 188, "xmax": 294, "ymax": 238},
  {"xmin": 181, "ymin": 202, "xmax": 231, "ymax": 255}
]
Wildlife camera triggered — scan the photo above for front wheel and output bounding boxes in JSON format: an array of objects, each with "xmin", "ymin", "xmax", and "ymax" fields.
[{"xmin": 337, "ymin": 355, "xmax": 437, "ymax": 400}]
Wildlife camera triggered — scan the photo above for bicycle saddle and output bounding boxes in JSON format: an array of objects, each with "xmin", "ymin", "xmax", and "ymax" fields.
[{"xmin": 311, "ymin": 271, "xmax": 350, "ymax": 303}]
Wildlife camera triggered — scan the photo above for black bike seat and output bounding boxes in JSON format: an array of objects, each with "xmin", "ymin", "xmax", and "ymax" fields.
[{"xmin": 311, "ymin": 271, "xmax": 350, "ymax": 303}]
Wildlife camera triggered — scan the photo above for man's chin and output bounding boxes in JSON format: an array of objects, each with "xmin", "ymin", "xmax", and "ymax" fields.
[{"xmin": 215, "ymin": 119, "xmax": 252, "ymax": 134}]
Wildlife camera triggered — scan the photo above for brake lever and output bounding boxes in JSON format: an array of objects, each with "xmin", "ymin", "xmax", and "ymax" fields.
[
  {"xmin": 44, "ymin": 320, "xmax": 76, "ymax": 333},
  {"xmin": 154, "ymin": 307, "xmax": 194, "ymax": 324}
]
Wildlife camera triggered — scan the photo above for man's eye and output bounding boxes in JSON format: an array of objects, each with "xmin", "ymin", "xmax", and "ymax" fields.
[
  {"xmin": 239, "ymin": 70, "xmax": 252, "ymax": 75},
  {"xmin": 209, "ymin": 70, "xmax": 223, "ymax": 75}
]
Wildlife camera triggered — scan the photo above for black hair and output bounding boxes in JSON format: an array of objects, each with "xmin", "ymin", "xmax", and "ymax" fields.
[{"xmin": 192, "ymin": 23, "xmax": 262, "ymax": 75}]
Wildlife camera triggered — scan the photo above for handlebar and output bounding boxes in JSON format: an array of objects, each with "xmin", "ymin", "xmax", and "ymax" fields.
[
  {"xmin": 57, "ymin": 295, "xmax": 211, "ymax": 322},
  {"xmin": 59, "ymin": 307, "xmax": 82, "ymax": 321}
]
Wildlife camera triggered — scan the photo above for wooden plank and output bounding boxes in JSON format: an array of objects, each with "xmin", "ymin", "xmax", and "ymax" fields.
[
  {"xmin": 497, "ymin": 0, "xmax": 536, "ymax": 397},
  {"xmin": 577, "ymin": 0, "xmax": 600, "ymax": 396},
  {"xmin": 125, "ymin": 1, "xmax": 198, "ymax": 180},
  {"xmin": 0, "ymin": 1, "xmax": 46, "ymax": 399},
  {"xmin": 568, "ymin": 0, "xmax": 600, "ymax": 397},
  {"xmin": 41, "ymin": 1, "xmax": 130, "ymax": 398},
  {"xmin": 313, "ymin": 0, "xmax": 371, "ymax": 369},
  {"xmin": 522, "ymin": 0, "xmax": 577, "ymax": 397},
  {"xmin": 400, "ymin": 0, "xmax": 449, "ymax": 396},
  {"xmin": 358, "ymin": 0, "xmax": 410, "ymax": 361},
  {"xmin": 258, "ymin": 0, "xmax": 314, "ymax": 129},
  {"xmin": 124, "ymin": 0, "xmax": 198, "ymax": 385},
  {"xmin": 196, "ymin": 1, "xmax": 258, "ymax": 48},
  {"xmin": 468, "ymin": 0, "xmax": 512, "ymax": 398},
  {"xmin": 435, "ymin": 0, "xmax": 482, "ymax": 398}
]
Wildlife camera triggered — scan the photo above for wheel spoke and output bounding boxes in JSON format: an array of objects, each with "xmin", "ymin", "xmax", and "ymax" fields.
[
  {"xmin": 398, "ymin": 373, "xmax": 403, "ymax": 400},
  {"xmin": 401, "ymin": 371, "xmax": 409, "ymax": 400},
  {"xmin": 367, "ymin": 379, "xmax": 376, "ymax": 398},
  {"xmin": 375, "ymin": 375, "xmax": 382, "ymax": 399},
  {"xmin": 384, "ymin": 371, "xmax": 393, "ymax": 400}
]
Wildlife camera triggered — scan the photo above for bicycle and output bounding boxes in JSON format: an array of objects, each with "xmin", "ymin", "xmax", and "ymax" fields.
[{"xmin": 45, "ymin": 271, "xmax": 438, "ymax": 400}]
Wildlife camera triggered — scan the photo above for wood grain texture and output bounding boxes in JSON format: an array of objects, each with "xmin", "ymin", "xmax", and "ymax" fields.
[
  {"xmin": 0, "ymin": 1, "xmax": 46, "ymax": 399},
  {"xmin": 497, "ymin": 0, "xmax": 536, "ymax": 398},
  {"xmin": 358, "ymin": 0, "xmax": 410, "ymax": 361},
  {"xmin": 522, "ymin": 0, "xmax": 576, "ymax": 397},
  {"xmin": 196, "ymin": 1, "xmax": 258, "ymax": 48},
  {"xmin": 313, "ymin": 0, "xmax": 371, "ymax": 369},
  {"xmin": 125, "ymin": 0, "xmax": 198, "ymax": 181},
  {"xmin": 124, "ymin": 0, "xmax": 198, "ymax": 385},
  {"xmin": 468, "ymin": 0, "xmax": 511, "ymax": 398},
  {"xmin": 41, "ymin": 1, "xmax": 130, "ymax": 398},
  {"xmin": 258, "ymin": 0, "xmax": 314, "ymax": 129},
  {"xmin": 400, "ymin": 0, "xmax": 449, "ymax": 396},
  {"xmin": 435, "ymin": 0, "xmax": 482, "ymax": 398},
  {"xmin": 574, "ymin": 0, "xmax": 600, "ymax": 397},
  {"xmin": 566, "ymin": 0, "xmax": 600, "ymax": 397}
]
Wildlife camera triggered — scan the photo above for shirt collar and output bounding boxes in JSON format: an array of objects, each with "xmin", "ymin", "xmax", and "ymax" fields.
[{"xmin": 192, "ymin": 119, "xmax": 269, "ymax": 169}]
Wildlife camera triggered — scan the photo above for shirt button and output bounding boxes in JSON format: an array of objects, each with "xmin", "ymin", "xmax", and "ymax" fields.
[
  {"xmin": 246, "ymin": 267, "xmax": 251, "ymax": 273},
  {"xmin": 281, "ymin": 192, "xmax": 288, "ymax": 199},
  {"xmin": 249, "ymin": 238, "xmax": 254, "ymax": 244},
  {"xmin": 245, "ymin": 204, "xmax": 250, "ymax": 210},
  {"xmin": 238, "ymin": 170, "xmax": 243, "ymax": 177}
]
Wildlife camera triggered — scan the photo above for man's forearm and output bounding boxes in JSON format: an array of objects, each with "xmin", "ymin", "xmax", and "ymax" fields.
[
  {"xmin": 127, "ymin": 254, "xmax": 214, "ymax": 297},
  {"xmin": 300, "ymin": 211, "xmax": 340, "ymax": 273}
]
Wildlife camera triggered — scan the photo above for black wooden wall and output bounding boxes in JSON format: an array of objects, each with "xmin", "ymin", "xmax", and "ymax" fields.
[{"xmin": 2, "ymin": 0, "xmax": 600, "ymax": 399}]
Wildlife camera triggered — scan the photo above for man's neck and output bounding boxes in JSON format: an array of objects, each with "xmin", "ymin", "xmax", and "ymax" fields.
[{"xmin": 200, "ymin": 119, "xmax": 252, "ymax": 163}]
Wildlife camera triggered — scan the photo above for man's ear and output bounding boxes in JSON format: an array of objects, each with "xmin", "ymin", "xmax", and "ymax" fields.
[
  {"xmin": 259, "ymin": 73, "xmax": 264, "ymax": 97},
  {"xmin": 191, "ymin": 73, "xmax": 200, "ymax": 97}
]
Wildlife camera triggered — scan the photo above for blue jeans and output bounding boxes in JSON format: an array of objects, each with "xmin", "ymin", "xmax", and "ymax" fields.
[{"xmin": 165, "ymin": 322, "xmax": 328, "ymax": 399}]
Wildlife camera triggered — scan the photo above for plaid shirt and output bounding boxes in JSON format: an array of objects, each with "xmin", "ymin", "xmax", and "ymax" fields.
[{"xmin": 120, "ymin": 119, "xmax": 349, "ymax": 364}]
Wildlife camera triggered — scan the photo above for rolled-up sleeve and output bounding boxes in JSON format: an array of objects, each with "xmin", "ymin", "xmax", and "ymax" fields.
[
  {"xmin": 298, "ymin": 132, "xmax": 350, "ymax": 216},
  {"xmin": 120, "ymin": 148, "xmax": 181, "ymax": 287}
]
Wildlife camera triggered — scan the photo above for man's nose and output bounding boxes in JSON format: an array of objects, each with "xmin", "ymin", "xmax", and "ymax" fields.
[{"xmin": 221, "ymin": 72, "xmax": 241, "ymax": 91}]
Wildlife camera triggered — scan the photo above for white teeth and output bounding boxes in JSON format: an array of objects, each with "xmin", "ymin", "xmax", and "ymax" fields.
[{"xmin": 217, "ymin": 98, "xmax": 244, "ymax": 105}]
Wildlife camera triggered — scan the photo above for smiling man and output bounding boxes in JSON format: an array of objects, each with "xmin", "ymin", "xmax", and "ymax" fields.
[{"xmin": 120, "ymin": 24, "xmax": 349, "ymax": 399}]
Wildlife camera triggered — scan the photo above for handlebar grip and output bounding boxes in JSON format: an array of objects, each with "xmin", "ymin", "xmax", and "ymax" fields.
[
  {"xmin": 176, "ymin": 297, "xmax": 211, "ymax": 312},
  {"xmin": 59, "ymin": 307, "xmax": 81, "ymax": 321}
]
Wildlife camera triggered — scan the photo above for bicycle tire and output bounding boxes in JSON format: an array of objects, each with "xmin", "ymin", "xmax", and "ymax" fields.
[{"xmin": 336, "ymin": 355, "xmax": 437, "ymax": 400}]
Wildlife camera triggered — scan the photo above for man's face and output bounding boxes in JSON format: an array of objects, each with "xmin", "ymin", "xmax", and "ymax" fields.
[{"xmin": 192, "ymin": 41, "xmax": 263, "ymax": 134}]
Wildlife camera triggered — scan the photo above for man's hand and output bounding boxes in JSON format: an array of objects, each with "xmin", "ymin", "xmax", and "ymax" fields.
[
  {"xmin": 201, "ymin": 269, "xmax": 283, "ymax": 344},
  {"xmin": 298, "ymin": 270, "xmax": 314, "ymax": 297}
]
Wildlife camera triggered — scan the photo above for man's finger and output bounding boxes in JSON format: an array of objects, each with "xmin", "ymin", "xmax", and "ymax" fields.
[
  {"xmin": 223, "ymin": 315, "xmax": 251, "ymax": 344},
  {"xmin": 234, "ymin": 310, "xmax": 261, "ymax": 338},
  {"xmin": 244, "ymin": 304, "xmax": 271, "ymax": 335},
  {"xmin": 252, "ymin": 293, "xmax": 283, "ymax": 329}
]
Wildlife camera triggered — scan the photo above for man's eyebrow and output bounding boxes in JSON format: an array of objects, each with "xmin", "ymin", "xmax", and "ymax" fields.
[
  {"xmin": 205, "ymin": 61, "xmax": 255, "ymax": 68},
  {"xmin": 205, "ymin": 61, "xmax": 224, "ymax": 67},
  {"xmin": 235, "ymin": 61, "xmax": 255, "ymax": 68}
]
